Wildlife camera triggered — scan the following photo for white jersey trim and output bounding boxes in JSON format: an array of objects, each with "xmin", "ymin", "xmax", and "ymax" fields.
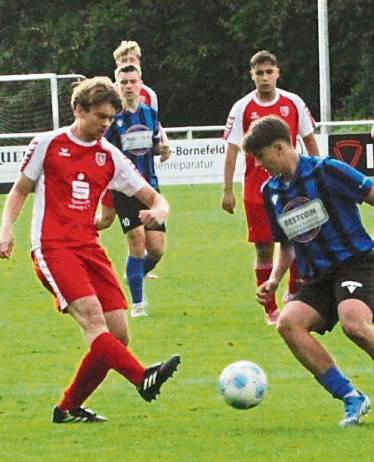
[
  {"xmin": 224, "ymin": 88, "xmax": 315, "ymax": 146},
  {"xmin": 33, "ymin": 248, "xmax": 68, "ymax": 311},
  {"xmin": 31, "ymin": 174, "xmax": 46, "ymax": 250},
  {"xmin": 142, "ymin": 83, "xmax": 158, "ymax": 111}
]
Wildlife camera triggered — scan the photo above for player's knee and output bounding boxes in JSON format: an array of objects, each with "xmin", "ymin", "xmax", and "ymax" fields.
[
  {"xmin": 341, "ymin": 319, "xmax": 366, "ymax": 342},
  {"xmin": 276, "ymin": 313, "xmax": 298, "ymax": 339},
  {"xmin": 85, "ymin": 309, "xmax": 107, "ymax": 331}
]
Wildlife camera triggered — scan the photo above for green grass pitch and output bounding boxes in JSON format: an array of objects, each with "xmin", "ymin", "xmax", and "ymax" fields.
[{"xmin": 1, "ymin": 184, "xmax": 374, "ymax": 461}]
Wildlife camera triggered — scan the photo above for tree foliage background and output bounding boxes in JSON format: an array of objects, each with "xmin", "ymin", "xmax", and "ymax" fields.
[{"xmin": 0, "ymin": 0, "xmax": 373, "ymax": 126}]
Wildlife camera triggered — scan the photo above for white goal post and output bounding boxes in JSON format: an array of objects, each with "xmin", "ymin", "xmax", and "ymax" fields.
[{"xmin": 0, "ymin": 73, "xmax": 85, "ymax": 140}]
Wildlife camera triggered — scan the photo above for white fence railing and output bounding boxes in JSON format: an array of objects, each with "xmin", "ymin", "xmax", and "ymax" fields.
[{"xmin": 0, "ymin": 72, "xmax": 373, "ymax": 189}]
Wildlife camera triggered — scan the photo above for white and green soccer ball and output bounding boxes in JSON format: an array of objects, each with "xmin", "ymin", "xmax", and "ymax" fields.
[{"xmin": 219, "ymin": 360, "xmax": 267, "ymax": 410}]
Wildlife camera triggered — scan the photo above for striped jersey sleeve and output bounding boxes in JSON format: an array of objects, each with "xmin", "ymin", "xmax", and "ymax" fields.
[{"xmin": 321, "ymin": 157, "xmax": 374, "ymax": 203}]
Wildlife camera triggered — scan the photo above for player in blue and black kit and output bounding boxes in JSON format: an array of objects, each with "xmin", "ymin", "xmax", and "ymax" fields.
[
  {"xmin": 99, "ymin": 64, "xmax": 171, "ymax": 318},
  {"xmin": 243, "ymin": 115, "xmax": 374, "ymax": 427}
]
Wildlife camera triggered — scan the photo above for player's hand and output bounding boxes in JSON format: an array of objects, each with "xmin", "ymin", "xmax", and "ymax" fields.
[
  {"xmin": 139, "ymin": 209, "xmax": 167, "ymax": 229},
  {"xmin": 222, "ymin": 191, "xmax": 236, "ymax": 214},
  {"xmin": 0, "ymin": 228, "xmax": 15, "ymax": 259},
  {"xmin": 256, "ymin": 279, "xmax": 279, "ymax": 305},
  {"xmin": 159, "ymin": 144, "xmax": 172, "ymax": 162}
]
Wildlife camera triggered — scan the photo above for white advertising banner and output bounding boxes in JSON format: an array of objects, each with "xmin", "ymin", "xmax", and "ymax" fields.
[
  {"xmin": 0, "ymin": 145, "xmax": 27, "ymax": 184},
  {"xmin": 155, "ymin": 138, "xmax": 244, "ymax": 185},
  {"xmin": 0, "ymin": 134, "xmax": 327, "ymax": 189}
]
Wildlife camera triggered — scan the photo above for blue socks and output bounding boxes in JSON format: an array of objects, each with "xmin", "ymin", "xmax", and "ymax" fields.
[
  {"xmin": 126, "ymin": 256, "xmax": 144, "ymax": 304},
  {"xmin": 316, "ymin": 367, "xmax": 355, "ymax": 400}
]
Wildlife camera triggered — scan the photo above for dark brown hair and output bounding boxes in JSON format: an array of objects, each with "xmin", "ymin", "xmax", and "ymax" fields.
[
  {"xmin": 250, "ymin": 50, "xmax": 278, "ymax": 68},
  {"xmin": 242, "ymin": 115, "xmax": 291, "ymax": 155}
]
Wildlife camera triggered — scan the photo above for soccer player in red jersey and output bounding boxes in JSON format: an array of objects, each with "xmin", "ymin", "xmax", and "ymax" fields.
[
  {"xmin": 222, "ymin": 50, "xmax": 320, "ymax": 325},
  {"xmin": 0, "ymin": 77, "xmax": 180, "ymax": 423}
]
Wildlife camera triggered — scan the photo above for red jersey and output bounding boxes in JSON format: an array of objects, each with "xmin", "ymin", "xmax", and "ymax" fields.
[
  {"xmin": 224, "ymin": 88, "xmax": 316, "ymax": 203},
  {"xmin": 140, "ymin": 83, "xmax": 158, "ymax": 111},
  {"xmin": 21, "ymin": 127, "xmax": 146, "ymax": 250}
]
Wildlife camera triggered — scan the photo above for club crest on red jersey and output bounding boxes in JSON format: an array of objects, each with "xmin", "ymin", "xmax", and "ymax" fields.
[
  {"xmin": 95, "ymin": 152, "xmax": 106, "ymax": 166},
  {"xmin": 280, "ymin": 106, "xmax": 289, "ymax": 117}
]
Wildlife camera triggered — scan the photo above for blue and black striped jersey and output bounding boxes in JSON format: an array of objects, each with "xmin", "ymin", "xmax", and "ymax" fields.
[
  {"xmin": 105, "ymin": 103, "xmax": 160, "ymax": 189},
  {"xmin": 263, "ymin": 155, "xmax": 374, "ymax": 278}
]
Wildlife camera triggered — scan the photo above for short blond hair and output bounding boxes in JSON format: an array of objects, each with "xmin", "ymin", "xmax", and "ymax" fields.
[
  {"xmin": 70, "ymin": 76, "xmax": 122, "ymax": 112},
  {"xmin": 113, "ymin": 40, "xmax": 142, "ymax": 63}
]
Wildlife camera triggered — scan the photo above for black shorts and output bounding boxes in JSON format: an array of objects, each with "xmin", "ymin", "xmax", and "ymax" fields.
[
  {"xmin": 111, "ymin": 190, "xmax": 166, "ymax": 234},
  {"xmin": 291, "ymin": 252, "xmax": 374, "ymax": 334}
]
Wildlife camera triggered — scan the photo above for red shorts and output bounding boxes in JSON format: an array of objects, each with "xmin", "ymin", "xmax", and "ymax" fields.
[
  {"xmin": 243, "ymin": 200, "xmax": 273, "ymax": 243},
  {"xmin": 31, "ymin": 245, "xmax": 127, "ymax": 312}
]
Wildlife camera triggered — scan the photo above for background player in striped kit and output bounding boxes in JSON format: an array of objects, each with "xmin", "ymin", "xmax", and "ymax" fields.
[
  {"xmin": 222, "ymin": 50, "xmax": 320, "ymax": 325},
  {"xmin": 113, "ymin": 40, "xmax": 158, "ymax": 110},
  {"xmin": 113, "ymin": 40, "xmax": 169, "ymax": 144},
  {"xmin": 244, "ymin": 115, "xmax": 374, "ymax": 427},
  {"xmin": 99, "ymin": 64, "xmax": 170, "ymax": 317}
]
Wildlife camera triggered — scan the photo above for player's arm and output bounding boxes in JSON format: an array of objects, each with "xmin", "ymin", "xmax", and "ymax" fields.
[
  {"xmin": 302, "ymin": 132, "xmax": 320, "ymax": 157},
  {"xmin": 154, "ymin": 141, "xmax": 172, "ymax": 162},
  {"xmin": 256, "ymin": 242, "xmax": 294, "ymax": 305},
  {"xmin": 222, "ymin": 143, "xmax": 239, "ymax": 214},
  {"xmin": 153, "ymin": 110, "xmax": 171, "ymax": 162},
  {"xmin": 135, "ymin": 184, "xmax": 169, "ymax": 228},
  {"xmin": 95, "ymin": 204, "xmax": 116, "ymax": 230},
  {"xmin": 363, "ymin": 185, "xmax": 374, "ymax": 206},
  {"xmin": 371, "ymin": 124, "xmax": 374, "ymax": 138},
  {"xmin": 0, "ymin": 173, "xmax": 35, "ymax": 259},
  {"xmin": 159, "ymin": 123, "xmax": 169, "ymax": 145}
]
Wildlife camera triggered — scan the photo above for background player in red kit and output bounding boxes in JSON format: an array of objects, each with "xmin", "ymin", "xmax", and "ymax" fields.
[
  {"xmin": 222, "ymin": 50, "xmax": 320, "ymax": 325},
  {"xmin": 0, "ymin": 76, "xmax": 180, "ymax": 423}
]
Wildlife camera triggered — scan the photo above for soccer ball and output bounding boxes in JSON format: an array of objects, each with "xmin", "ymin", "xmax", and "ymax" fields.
[{"xmin": 218, "ymin": 360, "xmax": 267, "ymax": 410}]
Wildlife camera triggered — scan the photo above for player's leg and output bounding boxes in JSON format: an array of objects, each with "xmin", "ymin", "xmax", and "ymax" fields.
[
  {"xmin": 336, "ymin": 253, "xmax": 374, "ymax": 358},
  {"xmin": 144, "ymin": 228, "xmax": 165, "ymax": 277},
  {"xmin": 244, "ymin": 199, "xmax": 279, "ymax": 324},
  {"xmin": 105, "ymin": 307, "xmax": 130, "ymax": 345},
  {"xmin": 339, "ymin": 300, "xmax": 374, "ymax": 356},
  {"xmin": 57, "ymin": 309, "xmax": 130, "ymax": 416},
  {"xmin": 56, "ymin": 251, "xmax": 140, "ymax": 419},
  {"xmin": 277, "ymin": 300, "xmax": 334, "ymax": 375},
  {"xmin": 126, "ymin": 225, "xmax": 147, "ymax": 316},
  {"xmin": 278, "ymin": 279, "xmax": 370, "ymax": 426},
  {"xmin": 335, "ymin": 299, "xmax": 373, "ymax": 426},
  {"xmin": 112, "ymin": 191, "xmax": 149, "ymax": 316},
  {"xmin": 58, "ymin": 300, "xmax": 179, "ymax": 420}
]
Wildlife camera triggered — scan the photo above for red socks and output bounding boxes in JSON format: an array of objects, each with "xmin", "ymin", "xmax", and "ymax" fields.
[
  {"xmin": 90, "ymin": 332, "xmax": 145, "ymax": 385},
  {"xmin": 58, "ymin": 332, "xmax": 145, "ymax": 411},
  {"xmin": 255, "ymin": 264, "xmax": 278, "ymax": 314},
  {"xmin": 59, "ymin": 350, "xmax": 109, "ymax": 411}
]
